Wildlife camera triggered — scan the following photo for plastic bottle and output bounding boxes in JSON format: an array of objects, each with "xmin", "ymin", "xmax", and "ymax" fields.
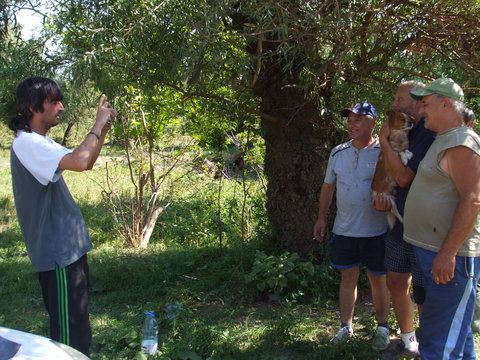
[{"xmin": 141, "ymin": 311, "xmax": 158, "ymax": 355}]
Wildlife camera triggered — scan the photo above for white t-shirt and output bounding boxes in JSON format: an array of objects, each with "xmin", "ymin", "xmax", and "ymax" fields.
[{"xmin": 12, "ymin": 131, "xmax": 71, "ymax": 185}]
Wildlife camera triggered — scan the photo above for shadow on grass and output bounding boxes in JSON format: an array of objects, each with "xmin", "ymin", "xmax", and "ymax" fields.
[
  {"xmin": 80, "ymin": 244, "xmax": 371, "ymax": 359},
  {"xmin": 1, "ymin": 195, "xmax": 378, "ymax": 359},
  {"xmin": 85, "ymin": 245, "xmax": 257, "ymax": 358},
  {"xmin": 235, "ymin": 337, "xmax": 382, "ymax": 360},
  {"xmin": 1, "ymin": 236, "xmax": 381, "ymax": 359},
  {"xmin": 0, "ymin": 243, "xmax": 46, "ymax": 335}
]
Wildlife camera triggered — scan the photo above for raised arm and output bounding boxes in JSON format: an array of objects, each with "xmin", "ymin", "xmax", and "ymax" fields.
[{"xmin": 59, "ymin": 95, "xmax": 116, "ymax": 172}]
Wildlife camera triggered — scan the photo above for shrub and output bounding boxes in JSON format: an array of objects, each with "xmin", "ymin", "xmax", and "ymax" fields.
[{"xmin": 246, "ymin": 250, "xmax": 321, "ymax": 301}]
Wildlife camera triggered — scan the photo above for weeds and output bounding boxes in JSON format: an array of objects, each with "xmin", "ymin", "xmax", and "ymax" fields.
[{"xmin": 246, "ymin": 251, "xmax": 320, "ymax": 302}]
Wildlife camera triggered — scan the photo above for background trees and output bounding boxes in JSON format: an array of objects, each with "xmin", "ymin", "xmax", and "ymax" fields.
[
  {"xmin": 2, "ymin": 0, "xmax": 480, "ymax": 253},
  {"xmin": 239, "ymin": 0, "xmax": 480, "ymax": 254},
  {"xmin": 2, "ymin": 3, "xmax": 480, "ymax": 357}
]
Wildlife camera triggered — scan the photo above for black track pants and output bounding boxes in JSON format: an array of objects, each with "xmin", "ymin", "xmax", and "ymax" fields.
[{"xmin": 37, "ymin": 254, "xmax": 91, "ymax": 356}]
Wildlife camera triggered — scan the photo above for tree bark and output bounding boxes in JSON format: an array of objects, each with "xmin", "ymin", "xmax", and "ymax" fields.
[
  {"xmin": 61, "ymin": 121, "xmax": 75, "ymax": 146},
  {"xmin": 140, "ymin": 204, "xmax": 168, "ymax": 248},
  {"xmin": 251, "ymin": 52, "xmax": 345, "ymax": 256}
]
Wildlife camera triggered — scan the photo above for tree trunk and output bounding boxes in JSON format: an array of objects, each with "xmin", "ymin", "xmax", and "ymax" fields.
[
  {"xmin": 61, "ymin": 121, "xmax": 75, "ymax": 146},
  {"xmin": 253, "ymin": 63, "xmax": 345, "ymax": 256},
  {"xmin": 140, "ymin": 204, "xmax": 168, "ymax": 248}
]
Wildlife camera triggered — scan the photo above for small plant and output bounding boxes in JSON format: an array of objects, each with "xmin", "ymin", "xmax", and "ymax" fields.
[{"xmin": 246, "ymin": 250, "xmax": 319, "ymax": 300}]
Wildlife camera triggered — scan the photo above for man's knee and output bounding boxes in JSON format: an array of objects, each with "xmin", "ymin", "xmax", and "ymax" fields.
[
  {"xmin": 340, "ymin": 267, "xmax": 360, "ymax": 287},
  {"xmin": 367, "ymin": 271, "xmax": 386, "ymax": 287},
  {"xmin": 386, "ymin": 272, "xmax": 411, "ymax": 294}
]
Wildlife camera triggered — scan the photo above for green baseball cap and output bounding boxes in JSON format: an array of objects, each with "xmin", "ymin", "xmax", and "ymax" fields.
[{"xmin": 410, "ymin": 77, "xmax": 464, "ymax": 102}]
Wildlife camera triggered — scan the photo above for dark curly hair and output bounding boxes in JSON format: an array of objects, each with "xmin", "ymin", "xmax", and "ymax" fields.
[{"xmin": 8, "ymin": 77, "xmax": 63, "ymax": 133}]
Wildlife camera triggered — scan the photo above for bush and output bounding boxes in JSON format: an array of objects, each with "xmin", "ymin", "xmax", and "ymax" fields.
[{"xmin": 246, "ymin": 250, "xmax": 322, "ymax": 301}]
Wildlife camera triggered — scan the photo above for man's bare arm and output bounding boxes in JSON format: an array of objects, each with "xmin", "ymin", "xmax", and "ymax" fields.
[
  {"xmin": 59, "ymin": 95, "xmax": 115, "ymax": 172},
  {"xmin": 432, "ymin": 146, "xmax": 480, "ymax": 284},
  {"xmin": 313, "ymin": 183, "xmax": 335, "ymax": 242}
]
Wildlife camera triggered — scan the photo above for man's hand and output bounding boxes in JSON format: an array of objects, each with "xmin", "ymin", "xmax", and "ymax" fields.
[
  {"xmin": 313, "ymin": 217, "xmax": 327, "ymax": 242},
  {"xmin": 314, "ymin": 182, "xmax": 335, "ymax": 243},
  {"xmin": 372, "ymin": 193, "xmax": 392, "ymax": 212},
  {"xmin": 59, "ymin": 94, "xmax": 117, "ymax": 172},
  {"xmin": 96, "ymin": 94, "xmax": 116, "ymax": 131},
  {"xmin": 379, "ymin": 122, "xmax": 391, "ymax": 147},
  {"xmin": 431, "ymin": 251, "xmax": 455, "ymax": 284}
]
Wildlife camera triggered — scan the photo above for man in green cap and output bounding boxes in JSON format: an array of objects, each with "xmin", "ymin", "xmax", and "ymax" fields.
[
  {"xmin": 464, "ymin": 107, "xmax": 480, "ymax": 335},
  {"xmin": 403, "ymin": 78, "xmax": 480, "ymax": 359}
]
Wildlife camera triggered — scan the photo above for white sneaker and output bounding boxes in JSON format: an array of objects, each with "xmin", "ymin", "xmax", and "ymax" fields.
[
  {"xmin": 371, "ymin": 326, "xmax": 390, "ymax": 350},
  {"xmin": 400, "ymin": 332, "xmax": 419, "ymax": 354},
  {"xmin": 330, "ymin": 326, "xmax": 353, "ymax": 344},
  {"xmin": 403, "ymin": 339, "xmax": 419, "ymax": 355}
]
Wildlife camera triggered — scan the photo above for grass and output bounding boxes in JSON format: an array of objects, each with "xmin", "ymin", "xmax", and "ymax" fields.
[
  {"xmin": 0, "ymin": 243, "xmax": 382, "ymax": 359},
  {"xmin": 1, "ymin": 128, "xmax": 478, "ymax": 359}
]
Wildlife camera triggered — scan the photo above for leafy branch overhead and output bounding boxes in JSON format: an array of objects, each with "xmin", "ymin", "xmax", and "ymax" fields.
[
  {"xmin": 9, "ymin": 0, "xmax": 477, "ymax": 131},
  {"xmin": 2, "ymin": 0, "xmax": 480, "ymax": 253}
]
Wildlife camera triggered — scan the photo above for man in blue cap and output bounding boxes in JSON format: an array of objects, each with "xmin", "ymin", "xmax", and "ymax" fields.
[
  {"xmin": 404, "ymin": 78, "xmax": 480, "ymax": 359},
  {"xmin": 313, "ymin": 101, "xmax": 390, "ymax": 350}
]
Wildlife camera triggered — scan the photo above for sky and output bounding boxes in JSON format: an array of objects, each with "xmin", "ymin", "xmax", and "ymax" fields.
[
  {"xmin": 16, "ymin": 8, "xmax": 45, "ymax": 40},
  {"xmin": 15, "ymin": 7, "xmax": 58, "ymax": 52}
]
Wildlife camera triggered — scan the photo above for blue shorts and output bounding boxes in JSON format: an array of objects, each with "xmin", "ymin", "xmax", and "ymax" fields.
[
  {"xmin": 415, "ymin": 246, "xmax": 480, "ymax": 360},
  {"xmin": 329, "ymin": 233, "xmax": 386, "ymax": 275}
]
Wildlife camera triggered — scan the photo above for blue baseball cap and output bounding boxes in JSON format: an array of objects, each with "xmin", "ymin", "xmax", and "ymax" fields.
[{"xmin": 340, "ymin": 101, "xmax": 378, "ymax": 120}]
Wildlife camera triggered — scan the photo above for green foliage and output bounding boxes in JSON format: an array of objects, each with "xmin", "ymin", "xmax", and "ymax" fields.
[
  {"xmin": 38, "ymin": 0, "xmax": 480, "ymax": 255},
  {"xmin": 246, "ymin": 250, "xmax": 331, "ymax": 301},
  {"xmin": 0, "ymin": 38, "xmax": 53, "ymax": 124},
  {"xmin": 49, "ymin": 0, "xmax": 260, "ymax": 153}
]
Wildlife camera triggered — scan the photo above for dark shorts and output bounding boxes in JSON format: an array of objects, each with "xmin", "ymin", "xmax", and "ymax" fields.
[
  {"xmin": 384, "ymin": 223, "xmax": 423, "ymax": 287},
  {"xmin": 330, "ymin": 233, "xmax": 386, "ymax": 275}
]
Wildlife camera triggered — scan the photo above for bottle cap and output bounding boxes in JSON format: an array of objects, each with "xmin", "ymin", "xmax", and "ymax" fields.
[{"xmin": 145, "ymin": 311, "xmax": 155, "ymax": 317}]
